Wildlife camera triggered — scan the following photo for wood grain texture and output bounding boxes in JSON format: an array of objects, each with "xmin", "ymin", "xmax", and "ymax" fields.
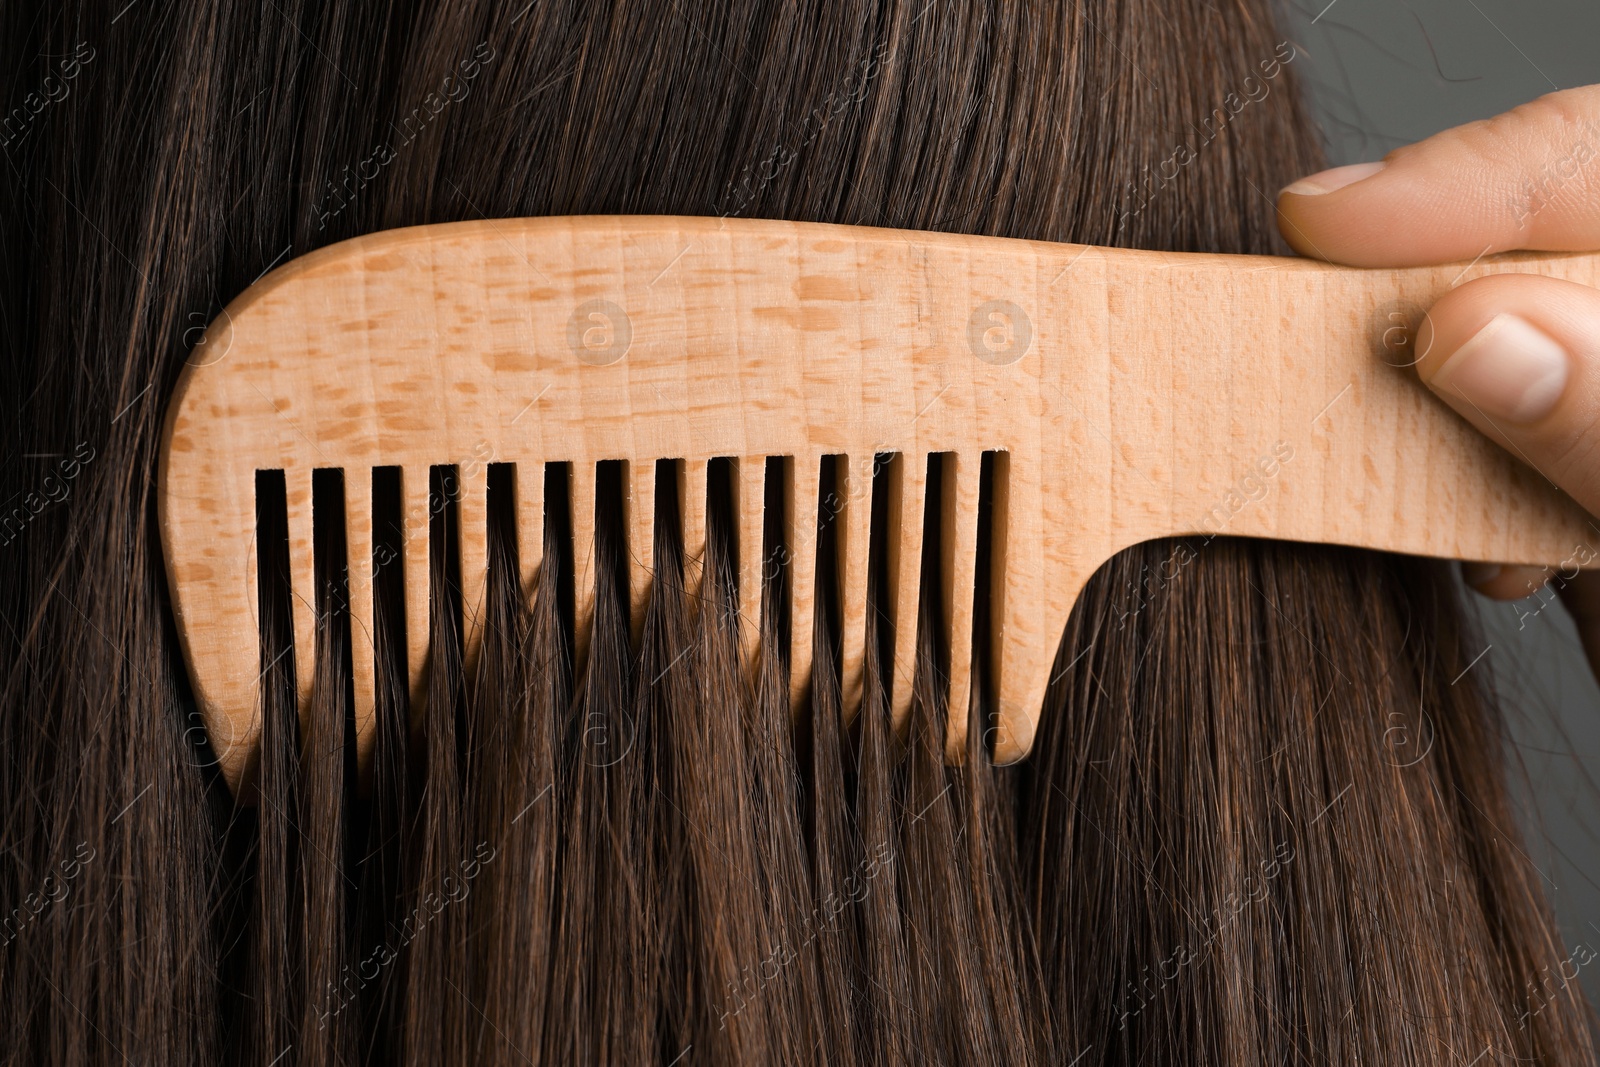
[{"xmin": 158, "ymin": 215, "xmax": 1600, "ymax": 792}]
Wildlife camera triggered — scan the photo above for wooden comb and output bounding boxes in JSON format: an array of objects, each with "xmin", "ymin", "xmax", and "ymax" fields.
[{"xmin": 159, "ymin": 215, "xmax": 1600, "ymax": 792}]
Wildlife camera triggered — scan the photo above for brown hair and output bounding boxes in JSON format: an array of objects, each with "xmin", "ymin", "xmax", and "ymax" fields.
[{"xmin": 0, "ymin": 0, "xmax": 1592, "ymax": 1063}]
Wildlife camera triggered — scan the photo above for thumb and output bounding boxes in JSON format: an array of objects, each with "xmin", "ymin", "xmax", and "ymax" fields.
[
  {"xmin": 1276, "ymin": 85, "xmax": 1600, "ymax": 267},
  {"xmin": 1414, "ymin": 273, "xmax": 1600, "ymax": 521}
]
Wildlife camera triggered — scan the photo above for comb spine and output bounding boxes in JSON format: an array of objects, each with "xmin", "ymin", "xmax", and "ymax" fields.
[
  {"xmin": 785, "ymin": 453, "xmax": 822, "ymax": 719},
  {"xmin": 941, "ymin": 452, "xmax": 982, "ymax": 762}
]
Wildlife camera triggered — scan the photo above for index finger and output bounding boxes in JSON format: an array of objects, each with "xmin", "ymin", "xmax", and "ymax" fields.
[{"xmin": 1277, "ymin": 85, "xmax": 1600, "ymax": 267}]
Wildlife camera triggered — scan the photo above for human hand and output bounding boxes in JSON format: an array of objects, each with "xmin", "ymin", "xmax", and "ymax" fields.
[{"xmin": 1276, "ymin": 84, "xmax": 1600, "ymax": 673}]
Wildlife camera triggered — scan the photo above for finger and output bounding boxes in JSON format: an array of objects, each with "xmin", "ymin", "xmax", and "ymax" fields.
[
  {"xmin": 1460, "ymin": 562, "xmax": 1552, "ymax": 601},
  {"xmin": 1556, "ymin": 570, "xmax": 1600, "ymax": 679},
  {"xmin": 1276, "ymin": 85, "xmax": 1600, "ymax": 267},
  {"xmin": 1413, "ymin": 273, "xmax": 1600, "ymax": 520}
]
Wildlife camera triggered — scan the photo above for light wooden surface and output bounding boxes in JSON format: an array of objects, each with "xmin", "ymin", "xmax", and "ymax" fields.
[{"xmin": 158, "ymin": 215, "xmax": 1600, "ymax": 792}]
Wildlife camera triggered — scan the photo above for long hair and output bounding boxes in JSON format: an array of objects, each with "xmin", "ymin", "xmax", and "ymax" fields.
[{"xmin": 0, "ymin": 1, "xmax": 1592, "ymax": 1064}]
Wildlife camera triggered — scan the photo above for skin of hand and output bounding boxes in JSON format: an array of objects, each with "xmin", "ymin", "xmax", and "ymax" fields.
[{"xmin": 1276, "ymin": 84, "xmax": 1600, "ymax": 675}]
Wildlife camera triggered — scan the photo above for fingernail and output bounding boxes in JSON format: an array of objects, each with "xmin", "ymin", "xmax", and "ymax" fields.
[
  {"xmin": 1428, "ymin": 313, "xmax": 1569, "ymax": 425},
  {"xmin": 1461, "ymin": 561, "xmax": 1502, "ymax": 587},
  {"xmin": 1280, "ymin": 160, "xmax": 1387, "ymax": 196}
]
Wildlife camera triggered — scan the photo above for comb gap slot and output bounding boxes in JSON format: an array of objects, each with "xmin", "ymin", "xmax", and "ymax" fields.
[
  {"xmin": 652, "ymin": 457, "xmax": 682, "ymax": 601},
  {"xmin": 580, "ymin": 461, "xmax": 634, "ymax": 765},
  {"xmin": 568, "ymin": 460, "xmax": 598, "ymax": 682},
  {"xmin": 429, "ymin": 464, "xmax": 462, "ymax": 646},
  {"xmin": 485, "ymin": 463, "xmax": 518, "ymax": 576},
  {"xmin": 864, "ymin": 451, "xmax": 902, "ymax": 726},
  {"xmin": 675, "ymin": 458, "xmax": 710, "ymax": 595},
  {"xmin": 835, "ymin": 453, "xmax": 875, "ymax": 723},
  {"xmin": 369, "ymin": 466, "xmax": 407, "ymax": 798},
  {"xmin": 814, "ymin": 455, "xmax": 845, "ymax": 692},
  {"xmin": 361, "ymin": 466, "xmax": 408, "ymax": 908},
  {"xmin": 883, "ymin": 452, "xmax": 926, "ymax": 734},
  {"xmin": 704, "ymin": 457, "xmax": 739, "ymax": 632},
  {"xmin": 918, "ymin": 455, "xmax": 951, "ymax": 704},
  {"xmin": 761, "ymin": 456, "xmax": 788, "ymax": 665},
  {"xmin": 253, "ymin": 469, "xmax": 295, "ymax": 795},
  {"xmin": 310, "ymin": 466, "xmax": 355, "ymax": 726},
  {"xmin": 965, "ymin": 450, "xmax": 1005, "ymax": 762},
  {"xmin": 593, "ymin": 459, "xmax": 630, "ymax": 641},
  {"xmin": 481, "ymin": 461, "xmax": 519, "ymax": 664},
  {"xmin": 544, "ymin": 462, "xmax": 576, "ymax": 689},
  {"xmin": 421, "ymin": 465, "xmax": 463, "ymax": 738},
  {"xmin": 308, "ymin": 466, "xmax": 356, "ymax": 811},
  {"xmin": 981, "ymin": 449, "xmax": 1013, "ymax": 762},
  {"xmin": 782, "ymin": 454, "xmax": 825, "ymax": 718}
]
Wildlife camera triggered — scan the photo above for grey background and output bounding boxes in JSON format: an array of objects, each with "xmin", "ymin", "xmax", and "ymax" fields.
[{"xmin": 1283, "ymin": 0, "xmax": 1600, "ymax": 1003}]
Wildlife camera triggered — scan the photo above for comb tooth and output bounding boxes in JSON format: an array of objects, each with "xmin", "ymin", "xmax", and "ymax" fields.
[
  {"xmin": 516, "ymin": 462, "xmax": 544, "ymax": 608},
  {"xmin": 990, "ymin": 453, "xmax": 1047, "ymax": 764},
  {"xmin": 457, "ymin": 463, "xmax": 489, "ymax": 677},
  {"xmin": 401, "ymin": 465, "xmax": 432, "ymax": 712},
  {"xmin": 345, "ymin": 470, "xmax": 377, "ymax": 772},
  {"xmin": 941, "ymin": 452, "xmax": 982, "ymax": 762},
  {"xmin": 569, "ymin": 461, "xmax": 597, "ymax": 682},
  {"xmin": 284, "ymin": 469, "xmax": 317, "ymax": 727},
  {"xmin": 222, "ymin": 474, "xmax": 264, "ymax": 775},
  {"xmin": 785, "ymin": 454, "xmax": 822, "ymax": 717},
  {"xmin": 837, "ymin": 453, "xmax": 873, "ymax": 721},
  {"xmin": 887, "ymin": 454, "xmax": 926, "ymax": 732},
  {"xmin": 735, "ymin": 456, "xmax": 765, "ymax": 674},
  {"xmin": 625, "ymin": 459, "xmax": 656, "ymax": 649},
  {"xmin": 679, "ymin": 458, "xmax": 708, "ymax": 595}
]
